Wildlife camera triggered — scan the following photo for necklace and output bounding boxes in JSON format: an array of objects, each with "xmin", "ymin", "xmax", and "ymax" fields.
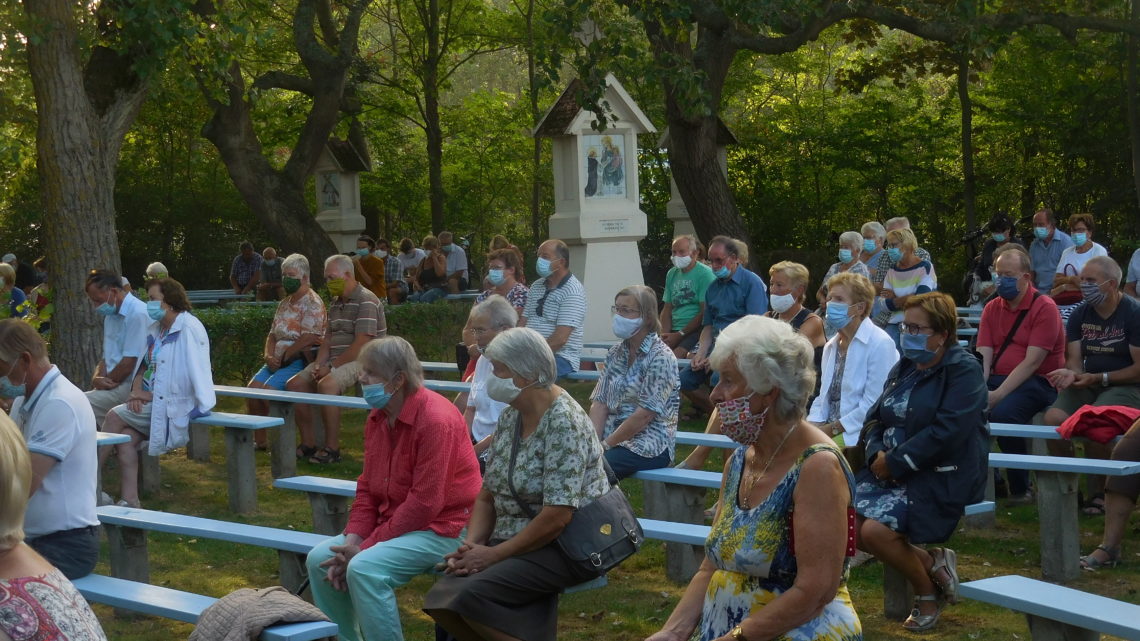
[{"xmin": 740, "ymin": 424, "xmax": 796, "ymax": 509}]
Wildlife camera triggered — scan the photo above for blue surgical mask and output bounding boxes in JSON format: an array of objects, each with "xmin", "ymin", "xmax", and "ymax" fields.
[
  {"xmin": 536, "ymin": 257, "xmax": 553, "ymax": 278},
  {"xmin": 1073, "ymin": 232, "xmax": 1088, "ymax": 246},
  {"xmin": 1034, "ymin": 226, "xmax": 1049, "ymax": 240},
  {"xmin": 863, "ymin": 238, "xmax": 876, "ymax": 253},
  {"xmin": 96, "ymin": 302, "xmax": 116, "ymax": 316},
  {"xmin": 887, "ymin": 247, "xmax": 902, "ymax": 263},
  {"xmin": 487, "ymin": 268, "xmax": 505, "ymax": 286},
  {"xmin": 838, "ymin": 248, "xmax": 853, "ymax": 263},
  {"xmin": 901, "ymin": 332, "xmax": 938, "ymax": 364},
  {"xmin": 0, "ymin": 376, "xmax": 24, "ymax": 399},
  {"xmin": 441, "ymin": 244, "xmax": 453, "ymax": 254},
  {"xmin": 992, "ymin": 233, "xmax": 1006, "ymax": 243},
  {"xmin": 714, "ymin": 265, "xmax": 730, "ymax": 279},
  {"xmin": 997, "ymin": 275, "xmax": 1021, "ymax": 300},
  {"xmin": 354, "ymin": 248, "xmax": 369, "ymax": 257},
  {"xmin": 146, "ymin": 300, "xmax": 165, "ymax": 321},
  {"xmin": 362, "ymin": 381, "xmax": 392, "ymax": 409},
  {"xmin": 825, "ymin": 302, "xmax": 851, "ymax": 331}
]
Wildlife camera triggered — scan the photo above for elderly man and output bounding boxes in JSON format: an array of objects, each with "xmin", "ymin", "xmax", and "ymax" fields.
[
  {"xmin": 659, "ymin": 234, "xmax": 715, "ymax": 359},
  {"xmin": 1045, "ymin": 256, "xmax": 1140, "ymax": 513},
  {"xmin": 1029, "ymin": 207, "xmax": 1074, "ymax": 292},
  {"xmin": 257, "ymin": 247, "xmax": 284, "ymax": 301},
  {"xmin": 977, "ymin": 246, "xmax": 1065, "ymax": 503},
  {"xmin": 678, "ymin": 235, "xmax": 767, "ymax": 416},
  {"xmin": 519, "ymin": 238, "xmax": 586, "ymax": 378},
  {"xmin": 229, "ymin": 240, "xmax": 262, "ymax": 295},
  {"xmin": 0, "ymin": 320, "xmax": 99, "ymax": 579},
  {"xmin": 287, "ymin": 255, "xmax": 384, "ymax": 464},
  {"xmin": 84, "ymin": 269, "xmax": 150, "ymax": 430},
  {"xmin": 438, "ymin": 231, "xmax": 469, "ymax": 294}
]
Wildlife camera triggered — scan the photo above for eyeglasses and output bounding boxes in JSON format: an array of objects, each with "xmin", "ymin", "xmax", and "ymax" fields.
[
  {"xmin": 611, "ymin": 305, "xmax": 640, "ymax": 316},
  {"xmin": 898, "ymin": 322, "xmax": 935, "ymax": 336}
]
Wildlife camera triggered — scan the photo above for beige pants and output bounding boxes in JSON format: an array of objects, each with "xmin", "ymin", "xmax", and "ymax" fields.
[{"xmin": 86, "ymin": 382, "xmax": 132, "ymax": 430}]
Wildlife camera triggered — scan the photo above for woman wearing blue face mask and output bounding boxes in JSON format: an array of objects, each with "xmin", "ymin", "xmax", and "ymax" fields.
[
  {"xmin": 306, "ymin": 336, "xmax": 481, "ymax": 641},
  {"xmin": 878, "ymin": 228, "xmax": 937, "ymax": 346},
  {"xmin": 969, "ymin": 213, "xmax": 1022, "ymax": 306},
  {"xmin": 1051, "ymin": 213, "xmax": 1107, "ymax": 307},
  {"xmin": 587, "ymin": 285, "xmax": 679, "ymax": 479},
  {"xmin": 817, "ymin": 232, "xmax": 871, "ymax": 338},
  {"xmin": 855, "ymin": 292, "xmax": 987, "ymax": 633}
]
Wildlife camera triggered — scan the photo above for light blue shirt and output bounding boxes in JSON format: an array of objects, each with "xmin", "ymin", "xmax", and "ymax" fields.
[
  {"xmin": 1029, "ymin": 228, "xmax": 1073, "ymax": 290},
  {"xmin": 102, "ymin": 292, "xmax": 151, "ymax": 377},
  {"xmin": 704, "ymin": 265, "xmax": 768, "ymax": 333}
]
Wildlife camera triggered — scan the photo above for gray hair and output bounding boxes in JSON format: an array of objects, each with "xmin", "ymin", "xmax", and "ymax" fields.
[
  {"xmin": 616, "ymin": 285, "xmax": 661, "ymax": 335},
  {"xmin": 709, "ymin": 315, "xmax": 815, "ymax": 423},
  {"xmin": 484, "ymin": 327, "xmax": 556, "ymax": 388},
  {"xmin": 839, "ymin": 231, "xmax": 863, "ymax": 250},
  {"xmin": 993, "ymin": 244, "xmax": 1031, "ymax": 273},
  {"xmin": 324, "ymin": 254, "xmax": 353, "ymax": 275},
  {"xmin": 1085, "ymin": 256, "xmax": 1123, "ymax": 285},
  {"xmin": 861, "ymin": 221, "xmax": 886, "ymax": 241},
  {"xmin": 709, "ymin": 235, "xmax": 749, "ymax": 265},
  {"xmin": 282, "ymin": 253, "xmax": 310, "ymax": 279},
  {"xmin": 438, "ymin": 231, "xmax": 453, "ymax": 244},
  {"xmin": 146, "ymin": 262, "xmax": 169, "ymax": 278},
  {"xmin": 672, "ymin": 234, "xmax": 699, "ymax": 254},
  {"xmin": 471, "ymin": 294, "xmax": 518, "ymax": 329},
  {"xmin": 884, "ymin": 216, "xmax": 911, "ymax": 231},
  {"xmin": 358, "ymin": 336, "xmax": 424, "ymax": 392}
]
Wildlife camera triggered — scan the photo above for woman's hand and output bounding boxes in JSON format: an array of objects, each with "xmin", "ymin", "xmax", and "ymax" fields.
[
  {"xmin": 870, "ymin": 451, "xmax": 892, "ymax": 481},
  {"xmin": 444, "ymin": 542, "xmax": 501, "ymax": 576},
  {"xmin": 127, "ymin": 390, "xmax": 153, "ymax": 414},
  {"xmin": 265, "ymin": 353, "xmax": 281, "ymax": 371},
  {"xmin": 320, "ymin": 542, "xmax": 361, "ymax": 592}
]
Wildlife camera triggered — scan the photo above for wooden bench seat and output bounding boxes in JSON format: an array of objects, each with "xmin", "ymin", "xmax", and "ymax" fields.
[{"xmin": 960, "ymin": 574, "xmax": 1140, "ymax": 640}]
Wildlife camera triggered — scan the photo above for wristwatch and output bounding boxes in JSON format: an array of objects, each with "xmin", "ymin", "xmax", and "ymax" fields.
[
  {"xmin": 831, "ymin": 422, "xmax": 844, "ymax": 437},
  {"xmin": 730, "ymin": 625, "xmax": 748, "ymax": 641},
  {"xmin": 1102, "ymin": 371, "xmax": 1110, "ymax": 387}
]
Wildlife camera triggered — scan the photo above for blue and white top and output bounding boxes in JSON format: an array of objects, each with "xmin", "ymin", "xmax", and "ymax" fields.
[{"xmin": 589, "ymin": 332, "xmax": 679, "ymax": 459}]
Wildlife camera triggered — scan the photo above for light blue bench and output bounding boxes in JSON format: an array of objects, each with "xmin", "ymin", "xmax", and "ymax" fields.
[
  {"xmin": 960, "ymin": 575, "xmax": 1140, "ymax": 641},
  {"xmin": 186, "ymin": 411, "xmax": 285, "ymax": 514},
  {"xmin": 72, "ymin": 574, "xmax": 337, "ymax": 641},
  {"xmin": 96, "ymin": 432, "xmax": 131, "ymax": 446}
]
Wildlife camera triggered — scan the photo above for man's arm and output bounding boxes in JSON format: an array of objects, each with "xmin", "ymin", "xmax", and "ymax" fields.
[
  {"xmin": 28, "ymin": 453, "xmax": 57, "ymax": 495},
  {"xmin": 680, "ymin": 303, "xmax": 705, "ymax": 336},
  {"xmin": 103, "ymin": 356, "xmax": 138, "ymax": 386},
  {"xmin": 546, "ymin": 326, "xmax": 573, "ymax": 353}
]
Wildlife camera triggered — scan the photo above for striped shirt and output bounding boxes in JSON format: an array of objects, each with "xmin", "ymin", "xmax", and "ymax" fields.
[
  {"xmin": 326, "ymin": 283, "xmax": 384, "ymax": 358},
  {"xmin": 884, "ymin": 260, "xmax": 937, "ymax": 324},
  {"xmin": 522, "ymin": 273, "xmax": 586, "ymax": 371}
]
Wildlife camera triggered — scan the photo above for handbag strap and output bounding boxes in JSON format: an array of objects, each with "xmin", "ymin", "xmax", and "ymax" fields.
[
  {"xmin": 992, "ymin": 292, "xmax": 1040, "ymax": 369},
  {"xmin": 505, "ymin": 411, "xmax": 619, "ymax": 522}
]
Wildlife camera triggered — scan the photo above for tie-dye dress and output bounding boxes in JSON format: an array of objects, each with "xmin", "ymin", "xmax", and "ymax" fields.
[{"xmin": 693, "ymin": 443, "xmax": 862, "ymax": 641}]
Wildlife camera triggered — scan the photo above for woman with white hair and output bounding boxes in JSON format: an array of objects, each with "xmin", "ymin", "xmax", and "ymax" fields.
[
  {"xmin": 425, "ymin": 327, "xmax": 613, "ymax": 641},
  {"xmin": 145, "ymin": 261, "xmax": 169, "ymax": 280},
  {"xmin": 307, "ymin": 336, "xmax": 481, "ymax": 641},
  {"xmin": 0, "ymin": 413, "xmax": 107, "ymax": 640},
  {"xmin": 647, "ymin": 315, "xmax": 860, "ymax": 641},
  {"xmin": 860, "ymin": 221, "xmax": 886, "ymax": 267},
  {"xmin": 818, "ymin": 231, "xmax": 871, "ymax": 327},
  {"xmin": 245, "ymin": 253, "xmax": 327, "ymax": 449},
  {"xmin": 589, "ymin": 285, "xmax": 679, "ymax": 479},
  {"xmin": 464, "ymin": 295, "xmax": 518, "ymax": 466}
]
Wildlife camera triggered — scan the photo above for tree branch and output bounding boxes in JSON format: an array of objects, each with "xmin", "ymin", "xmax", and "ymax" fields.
[{"xmin": 252, "ymin": 71, "xmax": 314, "ymax": 94}]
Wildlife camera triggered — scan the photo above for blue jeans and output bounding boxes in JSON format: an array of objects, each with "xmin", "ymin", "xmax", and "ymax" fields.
[
  {"xmin": 679, "ymin": 365, "xmax": 719, "ymax": 392},
  {"xmin": 988, "ymin": 374, "xmax": 1057, "ymax": 496},
  {"xmin": 409, "ymin": 286, "xmax": 449, "ymax": 303},
  {"xmin": 885, "ymin": 322, "xmax": 901, "ymax": 350},
  {"xmin": 554, "ymin": 355, "xmax": 575, "ymax": 379},
  {"xmin": 605, "ymin": 445, "xmax": 672, "ymax": 480}
]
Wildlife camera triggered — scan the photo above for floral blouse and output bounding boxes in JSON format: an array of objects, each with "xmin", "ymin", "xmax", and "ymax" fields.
[
  {"xmin": 476, "ymin": 282, "xmax": 529, "ymax": 312},
  {"xmin": 590, "ymin": 332, "xmax": 679, "ymax": 459},
  {"xmin": 0, "ymin": 569, "xmax": 107, "ymax": 640},
  {"xmin": 269, "ymin": 289, "xmax": 327, "ymax": 359},
  {"xmin": 483, "ymin": 390, "xmax": 610, "ymax": 541}
]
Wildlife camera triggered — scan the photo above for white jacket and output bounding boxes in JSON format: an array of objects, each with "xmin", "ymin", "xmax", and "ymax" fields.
[
  {"xmin": 808, "ymin": 317, "xmax": 898, "ymax": 443},
  {"xmin": 148, "ymin": 312, "xmax": 216, "ymax": 455}
]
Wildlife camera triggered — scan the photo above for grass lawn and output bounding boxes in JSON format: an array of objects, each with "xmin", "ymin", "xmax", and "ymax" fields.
[{"xmin": 93, "ymin": 382, "xmax": 1140, "ymax": 640}]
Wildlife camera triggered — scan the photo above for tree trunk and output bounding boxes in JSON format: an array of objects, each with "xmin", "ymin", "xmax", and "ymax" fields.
[
  {"xmin": 958, "ymin": 49, "xmax": 977, "ymax": 230},
  {"xmin": 525, "ymin": 0, "xmax": 543, "ymax": 247},
  {"xmin": 24, "ymin": 0, "xmax": 147, "ymax": 383},
  {"xmin": 1128, "ymin": 0, "xmax": 1140, "ymax": 226},
  {"xmin": 425, "ymin": 0, "xmax": 445, "ymax": 234}
]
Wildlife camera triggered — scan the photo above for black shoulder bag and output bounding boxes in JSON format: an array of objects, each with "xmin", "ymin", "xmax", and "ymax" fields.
[
  {"xmin": 505, "ymin": 415, "xmax": 643, "ymax": 576},
  {"xmin": 990, "ymin": 292, "xmax": 1041, "ymax": 372}
]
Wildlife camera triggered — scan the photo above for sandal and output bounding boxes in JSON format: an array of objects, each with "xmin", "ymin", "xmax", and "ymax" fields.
[
  {"xmin": 1080, "ymin": 544, "xmax": 1121, "ymax": 571},
  {"xmin": 928, "ymin": 547, "xmax": 960, "ymax": 605},
  {"xmin": 296, "ymin": 445, "xmax": 317, "ymax": 460},
  {"xmin": 1082, "ymin": 493, "xmax": 1106, "ymax": 516},
  {"xmin": 902, "ymin": 594, "xmax": 943, "ymax": 632},
  {"xmin": 309, "ymin": 447, "xmax": 342, "ymax": 464}
]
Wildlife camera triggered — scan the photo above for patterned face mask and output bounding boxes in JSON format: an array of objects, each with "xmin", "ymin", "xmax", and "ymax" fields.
[{"xmin": 716, "ymin": 394, "xmax": 769, "ymax": 445}]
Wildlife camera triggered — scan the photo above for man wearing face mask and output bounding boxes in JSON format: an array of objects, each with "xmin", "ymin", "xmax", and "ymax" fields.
[
  {"xmin": 976, "ymin": 246, "xmax": 1065, "ymax": 504},
  {"xmin": 351, "ymin": 235, "xmax": 387, "ymax": 300},
  {"xmin": 257, "ymin": 247, "xmax": 285, "ymax": 301},
  {"xmin": 438, "ymin": 231, "xmax": 469, "ymax": 294},
  {"xmin": 287, "ymin": 254, "xmax": 384, "ymax": 464},
  {"xmin": 84, "ymin": 269, "xmax": 150, "ymax": 431},
  {"xmin": 970, "ymin": 213, "xmax": 1023, "ymax": 304},
  {"xmin": 659, "ymin": 234, "xmax": 715, "ymax": 359},
  {"xmin": 1028, "ymin": 207, "xmax": 1073, "ymax": 292},
  {"xmin": 0, "ymin": 320, "xmax": 99, "ymax": 579},
  {"xmin": 519, "ymin": 239, "xmax": 586, "ymax": 378}
]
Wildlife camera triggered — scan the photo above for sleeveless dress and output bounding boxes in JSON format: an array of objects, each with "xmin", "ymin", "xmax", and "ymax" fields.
[{"xmin": 694, "ymin": 443, "xmax": 862, "ymax": 641}]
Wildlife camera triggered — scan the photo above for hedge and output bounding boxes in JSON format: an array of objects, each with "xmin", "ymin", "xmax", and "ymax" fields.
[{"xmin": 195, "ymin": 300, "xmax": 471, "ymax": 384}]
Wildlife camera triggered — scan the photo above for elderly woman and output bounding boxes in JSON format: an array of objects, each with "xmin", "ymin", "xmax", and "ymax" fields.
[
  {"xmin": 0, "ymin": 414, "xmax": 107, "ymax": 640},
  {"xmin": 588, "ymin": 285, "xmax": 679, "ymax": 479},
  {"xmin": 425, "ymin": 327, "xmax": 612, "ymax": 641},
  {"xmin": 809, "ymin": 272, "xmax": 898, "ymax": 449},
  {"xmin": 145, "ymin": 261, "xmax": 169, "ymax": 280},
  {"xmin": 306, "ymin": 336, "xmax": 481, "ymax": 641},
  {"xmin": 1051, "ymin": 212, "xmax": 1108, "ymax": 305},
  {"xmin": 817, "ymin": 231, "xmax": 871, "ymax": 308},
  {"xmin": 860, "ymin": 221, "xmax": 886, "ymax": 267},
  {"xmin": 768, "ymin": 261, "xmax": 825, "ymax": 358},
  {"xmin": 246, "ymin": 253, "xmax": 327, "ymax": 449},
  {"xmin": 647, "ymin": 315, "xmax": 860, "ymax": 641},
  {"xmin": 0, "ymin": 263, "xmax": 28, "ymax": 319},
  {"xmin": 98, "ymin": 278, "xmax": 215, "ymax": 508},
  {"xmin": 879, "ymin": 227, "xmax": 937, "ymax": 346},
  {"xmin": 464, "ymin": 295, "xmax": 518, "ymax": 464},
  {"xmin": 855, "ymin": 292, "xmax": 987, "ymax": 632},
  {"xmin": 459, "ymin": 249, "xmax": 532, "ymax": 376}
]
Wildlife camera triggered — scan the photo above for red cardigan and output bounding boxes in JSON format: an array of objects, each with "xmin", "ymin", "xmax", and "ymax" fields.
[{"xmin": 345, "ymin": 386, "xmax": 482, "ymax": 549}]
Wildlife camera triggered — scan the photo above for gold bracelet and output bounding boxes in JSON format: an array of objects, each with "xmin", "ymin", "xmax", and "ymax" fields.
[{"xmin": 730, "ymin": 625, "xmax": 748, "ymax": 641}]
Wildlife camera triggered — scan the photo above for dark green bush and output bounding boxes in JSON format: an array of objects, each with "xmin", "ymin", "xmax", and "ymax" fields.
[{"xmin": 196, "ymin": 300, "xmax": 471, "ymax": 384}]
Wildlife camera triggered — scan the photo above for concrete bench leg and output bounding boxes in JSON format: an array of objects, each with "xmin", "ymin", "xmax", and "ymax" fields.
[
  {"xmin": 225, "ymin": 427, "xmax": 258, "ymax": 514},
  {"xmin": 269, "ymin": 403, "xmax": 297, "ymax": 479},
  {"xmin": 106, "ymin": 524, "xmax": 149, "ymax": 617},
  {"xmin": 306, "ymin": 492, "xmax": 350, "ymax": 536},
  {"xmin": 965, "ymin": 473, "xmax": 996, "ymax": 529},
  {"xmin": 883, "ymin": 563, "xmax": 915, "ymax": 621},
  {"xmin": 1037, "ymin": 470, "xmax": 1080, "ymax": 582},
  {"xmin": 278, "ymin": 551, "xmax": 309, "ymax": 598},
  {"xmin": 139, "ymin": 453, "xmax": 162, "ymax": 497},
  {"xmin": 642, "ymin": 481, "xmax": 706, "ymax": 584},
  {"xmin": 1026, "ymin": 614, "xmax": 1099, "ymax": 641},
  {"xmin": 187, "ymin": 423, "xmax": 211, "ymax": 462}
]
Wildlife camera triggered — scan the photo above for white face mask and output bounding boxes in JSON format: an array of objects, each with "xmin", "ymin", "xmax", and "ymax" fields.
[
  {"xmin": 486, "ymin": 373, "xmax": 535, "ymax": 404},
  {"xmin": 671, "ymin": 255, "xmax": 693, "ymax": 270},
  {"xmin": 770, "ymin": 292, "xmax": 796, "ymax": 314},
  {"xmin": 375, "ymin": 250, "xmax": 388, "ymax": 259},
  {"xmin": 612, "ymin": 314, "xmax": 642, "ymax": 339}
]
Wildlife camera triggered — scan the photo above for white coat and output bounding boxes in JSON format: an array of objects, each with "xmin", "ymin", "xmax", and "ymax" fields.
[
  {"xmin": 808, "ymin": 317, "xmax": 898, "ymax": 444},
  {"xmin": 148, "ymin": 311, "xmax": 216, "ymax": 455}
]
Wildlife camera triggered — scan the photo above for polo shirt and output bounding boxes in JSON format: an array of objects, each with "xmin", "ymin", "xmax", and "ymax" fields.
[
  {"xmin": 326, "ymin": 283, "xmax": 383, "ymax": 358},
  {"xmin": 1029, "ymin": 229, "xmax": 1074, "ymax": 290},
  {"xmin": 663, "ymin": 262, "xmax": 716, "ymax": 331},
  {"xmin": 521, "ymin": 272, "xmax": 586, "ymax": 370},
  {"xmin": 977, "ymin": 287, "xmax": 1065, "ymax": 377},
  {"xmin": 444, "ymin": 244, "xmax": 468, "ymax": 279},
  {"xmin": 703, "ymin": 266, "xmax": 768, "ymax": 333},
  {"xmin": 102, "ymin": 292, "xmax": 150, "ymax": 376},
  {"xmin": 11, "ymin": 367, "xmax": 98, "ymax": 537}
]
